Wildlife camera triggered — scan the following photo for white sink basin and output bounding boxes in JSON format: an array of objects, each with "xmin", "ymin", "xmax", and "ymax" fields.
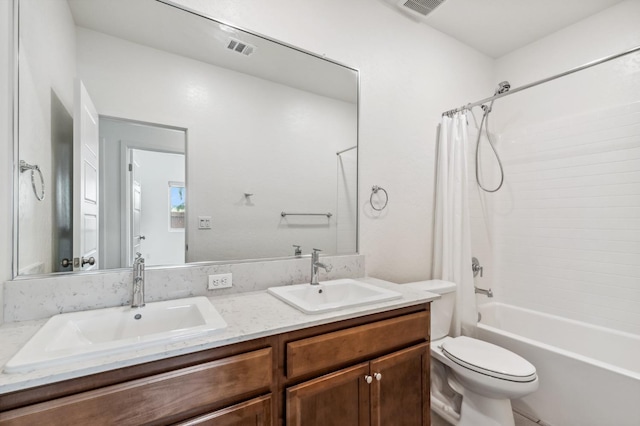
[
  {"xmin": 268, "ymin": 279, "xmax": 402, "ymax": 314},
  {"xmin": 4, "ymin": 297, "xmax": 227, "ymax": 373}
]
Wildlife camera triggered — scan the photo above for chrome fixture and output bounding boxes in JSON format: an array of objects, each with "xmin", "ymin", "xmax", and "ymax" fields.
[
  {"xmin": 472, "ymin": 257, "xmax": 483, "ymax": 278},
  {"xmin": 370, "ymin": 185, "xmax": 389, "ymax": 211},
  {"xmin": 132, "ymin": 253, "xmax": 145, "ymax": 308},
  {"xmin": 281, "ymin": 211, "xmax": 333, "ymax": 218},
  {"xmin": 293, "ymin": 244, "xmax": 302, "ymax": 256},
  {"xmin": 473, "ymin": 81, "xmax": 509, "ymax": 192},
  {"xmin": 336, "ymin": 145, "xmax": 357, "ymax": 155},
  {"xmin": 442, "ymin": 44, "xmax": 640, "ymax": 117},
  {"xmin": 19, "ymin": 160, "xmax": 45, "ymax": 201},
  {"xmin": 310, "ymin": 248, "xmax": 332, "ymax": 285},
  {"xmin": 475, "ymin": 287, "xmax": 493, "ymax": 298}
]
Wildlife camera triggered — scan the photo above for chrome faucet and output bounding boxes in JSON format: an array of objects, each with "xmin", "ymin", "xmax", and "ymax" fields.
[
  {"xmin": 132, "ymin": 252, "xmax": 145, "ymax": 308},
  {"xmin": 310, "ymin": 248, "xmax": 332, "ymax": 285},
  {"xmin": 474, "ymin": 286, "xmax": 493, "ymax": 298}
]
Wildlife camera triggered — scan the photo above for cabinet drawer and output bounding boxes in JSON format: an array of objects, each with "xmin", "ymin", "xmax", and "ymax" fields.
[
  {"xmin": 0, "ymin": 348, "xmax": 272, "ymax": 426},
  {"xmin": 176, "ymin": 394, "xmax": 272, "ymax": 426},
  {"xmin": 286, "ymin": 311, "xmax": 429, "ymax": 380}
]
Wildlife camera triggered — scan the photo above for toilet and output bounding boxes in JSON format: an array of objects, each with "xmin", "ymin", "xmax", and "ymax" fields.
[{"xmin": 406, "ymin": 280, "xmax": 538, "ymax": 426}]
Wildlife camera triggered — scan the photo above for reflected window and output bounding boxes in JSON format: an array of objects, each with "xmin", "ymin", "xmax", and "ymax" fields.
[{"xmin": 169, "ymin": 181, "xmax": 185, "ymax": 230}]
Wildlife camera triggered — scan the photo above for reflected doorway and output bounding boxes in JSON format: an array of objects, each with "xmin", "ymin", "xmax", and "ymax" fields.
[{"xmin": 99, "ymin": 118, "xmax": 186, "ymax": 268}]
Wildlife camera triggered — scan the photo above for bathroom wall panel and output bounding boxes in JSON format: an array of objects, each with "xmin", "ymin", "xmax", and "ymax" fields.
[
  {"xmin": 492, "ymin": 102, "xmax": 640, "ymax": 335},
  {"xmin": 469, "ymin": 0, "xmax": 640, "ymax": 335}
]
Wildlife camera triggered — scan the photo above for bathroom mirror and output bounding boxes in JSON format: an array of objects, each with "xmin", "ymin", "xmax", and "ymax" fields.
[{"xmin": 15, "ymin": 0, "xmax": 358, "ymax": 277}]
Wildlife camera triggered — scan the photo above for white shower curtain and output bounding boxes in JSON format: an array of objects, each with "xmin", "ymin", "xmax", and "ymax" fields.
[{"xmin": 432, "ymin": 112, "xmax": 477, "ymax": 337}]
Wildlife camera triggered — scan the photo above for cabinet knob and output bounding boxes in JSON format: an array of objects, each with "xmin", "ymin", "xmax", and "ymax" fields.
[
  {"xmin": 374, "ymin": 372, "xmax": 382, "ymax": 381},
  {"xmin": 364, "ymin": 375, "xmax": 373, "ymax": 384}
]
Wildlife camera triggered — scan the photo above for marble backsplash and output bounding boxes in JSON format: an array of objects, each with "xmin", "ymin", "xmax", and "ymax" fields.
[{"xmin": 3, "ymin": 254, "xmax": 364, "ymax": 322}]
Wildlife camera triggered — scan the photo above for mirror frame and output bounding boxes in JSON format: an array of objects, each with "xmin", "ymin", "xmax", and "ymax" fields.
[{"xmin": 11, "ymin": 0, "xmax": 360, "ymax": 279}]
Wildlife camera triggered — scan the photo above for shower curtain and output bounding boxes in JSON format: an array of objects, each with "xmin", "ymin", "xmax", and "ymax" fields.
[{"xmin": 432, "ymin": 112, "xmax": 477, "ymax": 337}]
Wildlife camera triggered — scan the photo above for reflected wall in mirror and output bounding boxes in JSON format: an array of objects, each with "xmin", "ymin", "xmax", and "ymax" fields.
[{"xmin": 16, "ymin": 0, "xmax": 359, "ymax": 276}]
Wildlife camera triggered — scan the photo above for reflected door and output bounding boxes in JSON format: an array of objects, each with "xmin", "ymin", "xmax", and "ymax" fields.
[
  {"xmin": 72, "ymin": 80, "xmax": 100, "ymax": 271},
  {"xmin": 130, "ymin": 155, "xmax": 143, "ymax": 264}
]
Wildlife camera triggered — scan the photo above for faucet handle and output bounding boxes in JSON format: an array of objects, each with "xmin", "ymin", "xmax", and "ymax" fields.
[{"xmin": 312, "ymin": 248, "xmax": 322, "ymax": 253}]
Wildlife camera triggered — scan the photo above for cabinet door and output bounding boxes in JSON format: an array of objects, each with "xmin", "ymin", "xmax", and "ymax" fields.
[
  {"xmin": 286, "ymin": 362, "xmax": 370, "ymax": 426},
  {"xmin": 176, "ymin": 395, "xmax": 272, "ymax": 426},
  {"xmin": 370, "ymin": 343, "xmax": 429, "ymax": 426}
]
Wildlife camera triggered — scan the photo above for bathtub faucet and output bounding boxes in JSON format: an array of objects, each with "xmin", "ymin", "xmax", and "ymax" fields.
[{"xmin": 475, "ymin": 286, "xmax": 493, "ymax": 298}]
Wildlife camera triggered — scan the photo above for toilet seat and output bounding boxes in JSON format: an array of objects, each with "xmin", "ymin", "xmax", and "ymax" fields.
[{"xmin": 442, "ymin": 336, "xmax": 537, "ymax": 382}]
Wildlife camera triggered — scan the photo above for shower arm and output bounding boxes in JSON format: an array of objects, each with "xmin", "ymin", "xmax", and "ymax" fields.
[{"xmin": 442, "ymin": 44, "xmax": 640, "ymax": 116}]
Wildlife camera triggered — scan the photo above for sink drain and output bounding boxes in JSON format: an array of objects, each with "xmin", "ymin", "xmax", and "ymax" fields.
[{"xmin": 134, "ymin": 313, "xmax": 142, "ymax": 320}]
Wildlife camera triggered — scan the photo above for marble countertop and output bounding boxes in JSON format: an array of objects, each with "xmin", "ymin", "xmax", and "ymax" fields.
[{"xmin": 0, "ymin": 277, "xmax": 438, "ymax": 395}]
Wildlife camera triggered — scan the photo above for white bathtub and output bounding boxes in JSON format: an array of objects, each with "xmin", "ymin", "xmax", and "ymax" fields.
[{"xmin": 476, "ymin": 302, "xmax": 640, "ymax": 426}]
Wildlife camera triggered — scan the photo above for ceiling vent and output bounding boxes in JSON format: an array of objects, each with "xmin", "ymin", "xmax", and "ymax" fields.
[
  {"xmin": 397, "ymin": 0, "xmax": 446, "ymax": 17},
  {"xmin": 226, "ymin": 38, "xmax": 255, "ymax": 56}
]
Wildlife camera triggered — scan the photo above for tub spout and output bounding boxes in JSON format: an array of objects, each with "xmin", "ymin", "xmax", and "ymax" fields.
[{"xmin": 475, "ymin": 286, "xmax": 493, "ymax": 298}]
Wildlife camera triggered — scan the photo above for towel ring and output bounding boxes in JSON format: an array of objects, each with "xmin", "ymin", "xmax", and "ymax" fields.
[
  {"xmin": 370, "ymin": 185, "xmax": 388, "ymax": 211},
  {"xmin": 20, "ymin": 160, "xmax": 45, "ymax": 201}
]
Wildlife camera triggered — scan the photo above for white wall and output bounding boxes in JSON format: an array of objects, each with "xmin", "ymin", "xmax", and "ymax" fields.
[
  {"xmin": 77, "ymin": 28, "xmax": 357, "ymax": 261},
  {"xmin": 336, "ymin": 149, "xmax": 358, "ymax": 254},
  {"xmin": 2, "ymin": 0, "xmax": 493, "ymax": 321},
  {"xmin": 0, "ymin": 0, "xmax": 14, "ymax": 325},
  {"xmin": 173, "ymin": 0, "xmax": 494, "ymax": 281},
  {"xmin": 473, "ymin": 0, "xmax": 640, "ymax": 334},
  {"xmin": 17, "ymin": 0, "xmax": 76, "ymax": 274}
]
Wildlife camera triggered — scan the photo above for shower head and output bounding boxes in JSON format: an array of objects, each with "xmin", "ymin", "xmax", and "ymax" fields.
[{"xmin": 495, "ymin": 81, "xmax": 511, "ymax": 95}]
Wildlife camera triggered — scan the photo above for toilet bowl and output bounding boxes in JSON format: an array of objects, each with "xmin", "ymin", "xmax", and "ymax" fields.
[{"xmin": 405, "ymin": 280, "xmax": 538, "ymax": 426}]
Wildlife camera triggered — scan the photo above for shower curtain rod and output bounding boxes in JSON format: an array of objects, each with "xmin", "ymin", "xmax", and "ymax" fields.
[
  {"xmin": 442, "ymin": 44, "xmax": 640, "ymax": 116},
  {"xmin": 336, "ymin": 145, "xmax": 357, "ymax": 155}
]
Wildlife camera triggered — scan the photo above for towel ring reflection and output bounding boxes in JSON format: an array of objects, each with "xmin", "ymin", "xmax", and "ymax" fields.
[
  {"xmin": 370, "ymin": 185, "xmax": 388, "ymax": 211},
  {"xmin": 20, "ymin": 160, "xmax": 45, "ymax": 201}
]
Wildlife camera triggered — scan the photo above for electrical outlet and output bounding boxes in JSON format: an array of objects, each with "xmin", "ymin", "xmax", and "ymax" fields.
[{"xmin": 208, "ymin": 273, "xmax": 232, "ymax": 290}]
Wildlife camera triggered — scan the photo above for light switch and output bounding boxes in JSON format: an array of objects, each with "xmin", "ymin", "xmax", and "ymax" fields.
[{"xmin": 198, "ymin": 216, "xmax": 212, "ymax": 229}]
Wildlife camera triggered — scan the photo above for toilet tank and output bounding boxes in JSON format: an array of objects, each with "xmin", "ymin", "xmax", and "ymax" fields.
[{"xmin": 405, "ymin": 280, "xmax": 456, "ymax": 340}]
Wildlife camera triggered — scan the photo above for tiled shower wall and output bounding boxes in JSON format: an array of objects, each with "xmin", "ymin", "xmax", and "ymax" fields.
[
  {"xmin": 491, "ymin": 102, "xmax": 640, "ymax": 335},
  {"xmin": 470, "ymin": 0, "xmax": 640, "ymax": 336}
]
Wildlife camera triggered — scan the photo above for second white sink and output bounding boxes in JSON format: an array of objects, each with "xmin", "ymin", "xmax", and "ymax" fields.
[
  {"xmin": 4, "ymin": 297, "xmax": 227, "ymax": 373},
  {"xmin": 268, "ymin": 279, "xmax": 402, "ymax": 314}
]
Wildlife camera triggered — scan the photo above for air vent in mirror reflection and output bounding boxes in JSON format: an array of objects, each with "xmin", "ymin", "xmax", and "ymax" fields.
[{"xmin": 227, "ymin": 38, "xmax": 255, "ymax": 56}]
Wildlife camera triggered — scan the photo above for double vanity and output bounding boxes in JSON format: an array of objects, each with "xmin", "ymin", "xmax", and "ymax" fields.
[{"xmin": 0, "ymin": 277, "xmax": 438, "ymax": 425}]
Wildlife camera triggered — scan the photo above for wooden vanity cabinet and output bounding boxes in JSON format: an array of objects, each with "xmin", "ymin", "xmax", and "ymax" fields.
[
  {"xmin": 176, "ymin": 395, "xmax": 272, "ymax": 426},
  {"xmin": 0, "ymin": 303, "xmax": 430, "ymax": 426},
  {"xmin": 0, "ymin": 341, "xmax": 276, "ymax": 426},
  {"xmin": 283, "ymin": 309, "xmax": 430, "ymax": 426}
]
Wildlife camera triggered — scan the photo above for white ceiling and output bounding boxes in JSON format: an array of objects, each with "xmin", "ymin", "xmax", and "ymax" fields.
[{"xmin": 416, "ymin": 0, "xmax": 625, "ymax": 58}]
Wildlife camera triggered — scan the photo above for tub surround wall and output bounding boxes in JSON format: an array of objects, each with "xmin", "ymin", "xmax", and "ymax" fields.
[
  {"xmin": 471, "ymin": 0, "xmax": 640, "ymax": 335},
  {"xmin": 4, "ymin": 254, "xmax": 364, "ymax": 323}
]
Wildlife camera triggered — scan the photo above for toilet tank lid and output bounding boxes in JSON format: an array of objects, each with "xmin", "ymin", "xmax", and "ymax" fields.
[{"xmin": 404, "ymin": 280, "xmax": 456, "ymax": 294}]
